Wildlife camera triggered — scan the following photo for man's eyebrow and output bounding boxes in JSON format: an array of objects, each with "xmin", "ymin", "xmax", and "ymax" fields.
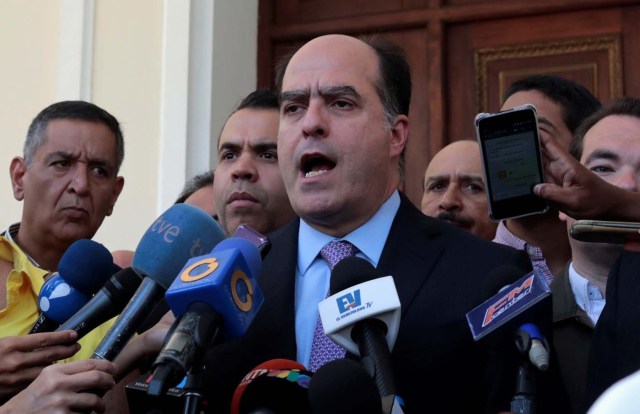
[
  {"xmin": 458, "ymin": 174, "xmax": 485, "ymax": 182},
  {"xmin": 218, "ymin": 141, "xmax": 277, "ymax": 154},
  {"xmin": 318, "ymin": 85, "xmax": 361, "ymax": 100},
  {"xmin": 252, "ymin": 142, "xmax": 278, "ymax": 152},
  {"xmin": 425, "ymin": 175, "xmax": 450, "ymax": 183},
  {"xmin": 280, "ymin": 85, "xmax": 361, "ymax": 102},
  {"xmin": 424, "ymin": 175, "xmax": 449, "ymax": 190},
  {"xmin": 43, "ymin": 151, "xmax": 114, "ymax": 170},
  {"xmin": 218, "ymin": 142, "xmax": 241, "ymax": 153},
  {"xmin": 537, "ymin": 117, "xmax": 557, "ymax": 131},
  {"xmin": 280, "ymin": 90, "xmax": 309, "ymax": 102},
  {"xmin": 584, "ymin": 149, "xmax": 620, "ymax": 165},
  {"xmin": 44, "ymin": 151, "xmax": 78, "ymax": 163}
]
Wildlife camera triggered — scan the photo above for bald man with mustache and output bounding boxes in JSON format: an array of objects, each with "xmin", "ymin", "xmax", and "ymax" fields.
[{"xmin": 421, "ymin": 140, "xmax": 497, "ymax": 240}]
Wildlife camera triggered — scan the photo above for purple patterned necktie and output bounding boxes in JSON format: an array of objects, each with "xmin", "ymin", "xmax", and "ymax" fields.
[{"xmin": 308, "ymin": 240, "xmax": 357, "ymax": 372}]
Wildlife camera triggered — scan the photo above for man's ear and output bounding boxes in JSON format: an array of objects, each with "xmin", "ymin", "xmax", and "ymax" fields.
[
  {"xmin": 106, "ymin": 176, "xmax": 125, "ymax": 216},
  {"xmin": 389, "ymin": 114, "xmax": 409, "ymax": 158},
  {"xmin": 9, "ymin": 157, "xmax": 27, "ymax": 201}
]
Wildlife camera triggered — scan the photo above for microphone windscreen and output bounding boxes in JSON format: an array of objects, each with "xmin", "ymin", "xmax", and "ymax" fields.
[
  {"xmin": 330, "ymin": 256, "xmax": 384, "ymax": 295},
  {"xmin": 231, "ymin": 359, "xmax": 306, "ymax": 414},
  {"xmin": 308, "ymin": 359, "xmax": 382, "ymax": 414},
  {"xmin": 57, "ymin": 239, "xmax": 115, "ymax": 295},
  {"xmin": 213, "ymin": 237, "xmax": 262, "ymax": 279},
  {"xmin": 239, "ymin": 367, "xmax": 313, "ymax": 414},
  {"xmin": 131, "ymin": 203, "xmax": 225, "ymax": 289}
]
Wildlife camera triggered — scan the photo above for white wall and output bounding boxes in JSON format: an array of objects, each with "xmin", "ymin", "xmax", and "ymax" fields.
[
  {"xmin": 0, "ymin": 0, "xmax": 258, "ymax": 251},
  {"xmin": 0, "ymin": 1, "xmax": 61, "ymax": 236}
]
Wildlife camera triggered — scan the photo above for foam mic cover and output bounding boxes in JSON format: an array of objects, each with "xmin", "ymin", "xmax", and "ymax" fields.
[
  {"xmin": 309, "ymin": 359, "xmax": 382, "ymax": 414},
  {"xmin": 237, "ymin": 367, "xmax": 313, "ymax": 414},
  {"xmin": 132, "ymin": 203, "xmax": 226, "ymax": 289},
  {"xmin": 231, "ymin": 359, "xmax": 306, "ymax": 414},
  {"xmin": 56, "ymin": 267, "xmax": 142, "ymax": 338},
  {"xmin": 30, "ymin": 239, "xmax": 115, "ymax": 333},
  {"xmin": 92, "ymin": 204, "xmax": 225, "ymax": 361}
]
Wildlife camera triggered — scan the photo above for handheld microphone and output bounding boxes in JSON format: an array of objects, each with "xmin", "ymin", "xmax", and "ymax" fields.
[
  {"xmin": 317, "ymin": 257, "xmax": 402, "ymax": 413},
  {"xmin": 466, "ymin": 266, "xmax": 552, "ymax": 413},
  {"xmin": 235, "ymin": 365, "xmax": 313, "ymax": 414},
  {"xmin": 55, "ymin": 267, "xmax": 142, "ymax": 338},
  {"xmin": 231, "ymin": 359, "xmax": 307, "ymax": 414},
  {"xmin": 30, "ymin": 239, "xmax": 115, "ymax": 333},
  {"xmin": 147, "ymin": 237, "xmax": 263, "ymax": 396},
  {"xmin": 466, "ymin": 267, "xmax": 551, "ymax": 343},
  {"xmin": 92, "ymin": 203, "xmax": 225, "ymax": 361},
  {"xmin": 515, "ymin": 323, "xmax": 550, "ymax": 371},
  {"xmin": 308, "ymin": 359, "xmax": 383, "ymax": 414}
]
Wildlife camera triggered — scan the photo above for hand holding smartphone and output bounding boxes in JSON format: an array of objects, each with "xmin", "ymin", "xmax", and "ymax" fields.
[{"xmin": 475, "ymin": 104, "xmax": 548, "ymax": 221}]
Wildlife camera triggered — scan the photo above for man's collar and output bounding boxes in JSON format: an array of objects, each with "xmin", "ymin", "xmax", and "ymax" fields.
[
  {"xmin": 3, "ymin": 222, "xmax": 40, "ymax": 268},
  {"xmin": 297, "ymin": 190, "xmax": 401, "ymax": 275}
]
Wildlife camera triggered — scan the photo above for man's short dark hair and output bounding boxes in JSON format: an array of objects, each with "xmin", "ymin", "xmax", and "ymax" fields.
[
  {"xmin": 504, "ymin": 75, "xmax": 601, "ymax": 136},
  {"xmin": 217, "ymin": 89, "xmax": 279, "ymax": 149},
  {"xmin": 570, "ymin": 97, "xmax": 640, "ymax": 160},
  {"xmin": 25, "ymin": 100, "xmax": 125, "ymax": 172},
  {"xmin": 236, "ymin": 89, "xmax": 279, "ymax": 112},
  {"xmin": 175, "ymin": 170, "xmax": 214, "ymax": 204},
  {"xmin": 275, "ymin": 36, "xmax": 412, "ymax": 125}
]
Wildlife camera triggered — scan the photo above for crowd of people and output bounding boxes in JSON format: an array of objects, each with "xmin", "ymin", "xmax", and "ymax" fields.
[{"xmin": 1, "ymin": 33, "xmax": 639, "ymax": 413}]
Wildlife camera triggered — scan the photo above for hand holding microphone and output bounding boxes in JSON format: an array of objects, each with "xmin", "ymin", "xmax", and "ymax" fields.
[{"xmin": 0, "ymin": 331, "xmax": 80, "ymax": 399}]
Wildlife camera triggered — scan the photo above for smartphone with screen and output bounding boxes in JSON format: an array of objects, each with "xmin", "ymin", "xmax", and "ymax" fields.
[
  {"xmin": 232, "ymin": 224, "xmax": 271, "ymax": 258},
  {"xmin": 570, "ymin": 220, "xmax": 640, "ymax": 243},
  {"xmin": 475, "ymin": 104, "xmax": 548, "ymax": 221}
]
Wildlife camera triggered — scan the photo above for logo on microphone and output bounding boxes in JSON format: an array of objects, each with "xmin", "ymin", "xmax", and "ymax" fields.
[
  {"xmin": 482, "ymin": 275, "xmax": 534, "ymax": 327},
  {"xmin": 180, "ymin": 257, "xmax": 219, "ymax": 282},
  {"xmin": 231, "ymin": 270, "xmax": 254, "ymax": 312},
  {"xmin": 336, "ymin": 289, "xmax": 362, "ymax": 314}
]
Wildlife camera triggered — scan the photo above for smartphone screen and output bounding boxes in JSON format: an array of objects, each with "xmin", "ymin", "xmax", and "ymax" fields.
[{"xmin": 476, "ymin": 105, "xmax": 548, "ymax": 221}]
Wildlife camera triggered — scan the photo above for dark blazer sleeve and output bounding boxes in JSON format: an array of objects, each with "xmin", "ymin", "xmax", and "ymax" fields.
[{"xmin": 586, "ymin": 251, "xmax": 640, "ymax": 410}]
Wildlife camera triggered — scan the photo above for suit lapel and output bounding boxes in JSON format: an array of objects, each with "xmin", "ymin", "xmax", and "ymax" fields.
[
  {"xmin": 378, "ymin": 195, "xmax": 444, "ymax": 316},
  {"xmin": 255, "ymin": 219, "xmax": 300, "ymax": 359}
]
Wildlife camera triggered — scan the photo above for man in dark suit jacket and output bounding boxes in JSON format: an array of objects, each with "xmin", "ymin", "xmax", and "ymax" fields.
[
  {"xmin": 586, "ymin": 250, "xmax": 640, "ymax": 409},
  {"xmin": 202, "ymin": 34, "xmax": 532, "ymax": 413}
]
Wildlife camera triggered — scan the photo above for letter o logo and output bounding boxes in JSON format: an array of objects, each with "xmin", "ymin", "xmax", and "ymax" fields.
[
  {"xmin": 180, "ymin": 257, "xmax": 219, "ymax": 282},
  {"xmin": 231, "ymin": 270, "xmax": 253, "ymax": 312}
]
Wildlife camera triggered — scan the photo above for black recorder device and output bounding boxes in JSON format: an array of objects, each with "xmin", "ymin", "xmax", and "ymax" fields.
[{"xmin": 475, "ymin": 104, "xmax": 548, "ymax": 221}]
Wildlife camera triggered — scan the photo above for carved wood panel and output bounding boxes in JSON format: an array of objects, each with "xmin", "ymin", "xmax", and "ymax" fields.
[{"xmin": 259, "ymin": 0, "xmax": 640, "ymax": 208}]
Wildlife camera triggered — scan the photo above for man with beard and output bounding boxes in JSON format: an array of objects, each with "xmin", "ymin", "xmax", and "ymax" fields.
[
  {"xmin": 421, "ymin": 140, "xmax": 497, "ymax": 239},
  {"xmin": 213, "ymin": 89, "xmax": 295, "ymax": 236}
]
